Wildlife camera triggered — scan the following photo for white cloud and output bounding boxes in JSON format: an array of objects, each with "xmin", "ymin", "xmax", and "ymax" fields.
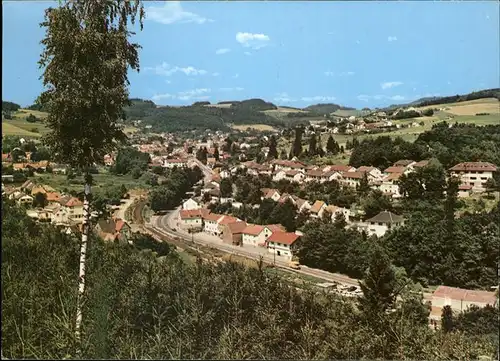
[
  {"xmin": 236, "ymin": 32, "xmax": 270, "ymax": 49},
  {"xmin": 152, "ymin": 88, "xmax": 211, "ymax": 102},
  {"xmin": 301, "ymin": 96, "xmax": 337, "ymax": 102},
  {"xmin": 215, "ymin": 48, "xmax": 230, "ymax": 55},
  {"xmin": 232, "ymin": 73, "xmax": 239, "ymax": 79},
  {"xmin": 165, "ymin": 80, "xmax": 172, "ymax": 84},
  {"xmin": 244, "ymin": 52, "xmax": 252, "ymax": 56},
  {"xmin": 356, "ymin": 40, "xmax": 361, "ymax": 44},
  {"xmin": 145, "ymin": 62, "xmax": 208, "ymax": 77},
  {"xmin": 274, "ymin": 93, "xmax": 296, "ymax": 103},
  {"xmin": 357, "ymin": 94, "xmax": 406, "ymax": 102},
  {"xmin": 387, "ymin": 36, "xmax": 398, "ymax": 42},
  {"xmin": 381, "ymin": 81, "xmax": 403, "ymax": 90},
  {"xmin": 146, "ymin": 1, "xmax": 213, "ymax": 25},
  {"xmin": 325, "ymin": 71, "xmax": 355, "ymax": 77},
  {"xmin": 212, "ymin": 72, "xmax": 220, "ymax": 77}
]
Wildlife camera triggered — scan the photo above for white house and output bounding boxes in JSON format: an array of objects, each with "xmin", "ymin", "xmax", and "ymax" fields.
[
  {"xmin": 284, "ymin": 170, "xmax": 306, "ymax": 183},
  {"xmin": 449, "ymin": 162, "xmax": 497, "ymax": 192},
  {"xmin": 261, "ymin": 188, "xmax": 281, "ymax": 202},
  {"xmin": 340, "ymin": 171, "xmax": 365, "ymax": 188},
  {"xmin": 309, "ymin": 200, "xmax": 327, "ymax": 219},
  {"xmin": 178, "ymin": 209, "xmax": 203, "ymax": 230},
  {"xmin": 203, "ymin": 213, "xmax": 224, "ymax": 236},
  {"xmin": 291, "ymin": 196, "xmax": 311, "ymax": 213},
  {"xmin": 379, "ymin": 172, "xmax": 403, "ymax": 198},
  {"xmin": 267, "ymin": 232, "xmax": 300, "ymax": 259},
  {"xmin": 364, "ymin": 211, "xmax": 405, "ymax": 237},
  {"xmin": 164, "ymin": 158, "xmax": 187, "ymax": 169},
  {"xmin": 328, "ymin": 205, "xmax": 352, "ymax": 223},
  {"xmin": 182, "ymin": 198, "xmax": 200, "ymax": 211},
  {"xmin": 241, "ymin": 224, "xmax": 267, "ymax": 247},
  {"xmin": 219, "ymin": 169, "xmax": 231, "ymax": 179},
  {"xmin": 429, "ymin": 285, "xmax": 498, "ymax": 324}
]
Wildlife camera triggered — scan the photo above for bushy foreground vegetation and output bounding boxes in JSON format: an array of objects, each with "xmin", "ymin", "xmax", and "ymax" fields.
[{"xmin": 3, "ymin": 199, "xmax": 498, "ymax": 360}]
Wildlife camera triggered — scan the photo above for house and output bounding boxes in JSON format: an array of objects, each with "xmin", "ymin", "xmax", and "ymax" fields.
[
  {"xmin": 11, "ymin": 192, "xmax": 34, "ymax": 206},
  {"xmin": 323, "ymin": 164, "xmax": 356, "ymax": 173},
  {"xmin": 449, "ymin": 162, "xmax": 497, "ymax": 192},
  {"xmin": 55, "ymin": 196, "xmax": 84, "ymax": 224},
  {"xmin": 364, "ymin": 211, "xmax": 405, "ymax": 237},
  {"xmin": 393, "ymin": 160, "xmax": 416, "ymax": 168},
  {"xmin": 291, "ymin": 196, "xmax": 311, "ymax": 213},
  {"xmin": 203, "ymin": 213, "xmax": 224, "ymax": 236},
  {"xmin": 182, "ymin": 198, "xmax": 200, "ymax": 211},
  {"xmin": 383, "ymin": 166, "xmax": 408, "ymax": 176},
  {"xmin": 340, "ymin": 171, "xmax": 365, "ymax": 188},
  {"xmin": 1, "ymin": 175, "xmax": 14, "ymax": 183},
  {"xmin": 429, "ymin": 285, "xmax": 498, "ymax": 324},
  {"xmin": 284, "ymin": 170, "xmax": 306, "ymax": 183},
  {"xmin": 310, "ymin": 200, "xmax": 327, "ymax": 219},
  {"xmin": 327, "ymin": 205, "xmax": 351, "ymax": 223},
  {"xmin": 261, "ymin": 188, "xmax": 281, "ymax": 202},
  {"xmin": 458, "ymin": 184, "xmax": 473, "ymax": 198},
  {"xmin": 241, "ymin": 224, "xmax": 266, "ymax": 247},
  {"xmin": 45, "ymin": 191, "xmax": 62, "ymax": 204},
  {"xmin": 222, "ymin": 221, "xmax": 248, "ymax": 245},
  {"xmin": 164, "ymin": 158, "xmax": 187, "ymax": 169},
  {"xmin": 217, "ymin": 215, "xmax": 241, "ymax": 236},
  {"xmin": 96, "ymin": 218, "xmax": 132, "ymax": 243},
  {"xmin": 178, "ymin": 209, "xmax": 204, "ymax": 231},
  {"xmin": 379, "ymin": 172, "xmax": 403, "ymax": 198},
  {"xmin": 266, "ymin": 232, "xmax": 300, "ymax": 259},
  {"xmin": 357, "ymin": 166, "xmax": 383, "ymax": 180}
]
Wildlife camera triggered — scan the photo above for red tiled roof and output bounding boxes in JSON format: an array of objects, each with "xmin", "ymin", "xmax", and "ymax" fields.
[
  {"xmin": 65, "ymin": 197, "xmax": 83, "ymax": 207},
  {"xmin": 204, "ymin": 213, "xmax": 223, "ymax": 222},
  {"xmin": 46, "ymin": 192, "xmax": 61, "ymax": 202},
  {"xmin": 306, "ymin": 170, "xmax": 324, "ymax": 177},
  {"xmin": 342, "ymin": 171, "xmax": 364, "ymax": 179},
  {"xmin": 180, "ymin": 209, "xmax": 203, "ymax": 219},
  {"xmin": 310, "ymin": 200, "xmax": 326, "ymax": 213},
  {"xmin": 432, "ymin": 285, "xmax": 497, "ymax": 305},
  {"xmin": 265, "ymin": 224, "xmax": 286, "ymax": 233},
  {"xmin": 267, "ymin": 232, "xmax": 300, "ymax": 245},
  {"xmin": 329, "ymin": 164, "xmax": 354, "ymax": 172},
  {"xmin": 242, "ymin": 224, "xmax": 265, "ymax": 235},
  {"xmin": 385, "ymin": 172, "xmax": 403, "ymax": 181},
  {"xmin": 357, "ymin": 166, "xmax": 376, "ymax": 173},
  {"xmin": 384, "ymin": 166, "xmax": 406, "ymax": 174},
  {"xmin": 218, "ymin": 215, "xmax": 239, "ymax": 225},
  {"xmin": 226, "ymin": 221, "xmax": 248, "ymax": 234},
  {"xmin": 393, "ymin": 159, "xmax": 415, "ymax": 167},
  {"xmin": 449, "ymin": 162, "xmax": 497, "ymax": 172},
  {"xmin": 413, "ymin": 160, "xmax": 430, "ymax": 168}
]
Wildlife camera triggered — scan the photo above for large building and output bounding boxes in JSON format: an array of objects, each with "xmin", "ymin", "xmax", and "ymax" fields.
[{"xmin": 449, "ymin": 162, "xmax": 497, "ymax": 192}]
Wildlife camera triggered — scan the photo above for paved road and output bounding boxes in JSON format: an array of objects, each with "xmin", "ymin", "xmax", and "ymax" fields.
[
  {"xmin": 151, "ymin": 208, "xmax": 360, "ymax": 286},
  {"xmin": 114, "ymin": 197, "xmax": 137, "ymax": 221}
]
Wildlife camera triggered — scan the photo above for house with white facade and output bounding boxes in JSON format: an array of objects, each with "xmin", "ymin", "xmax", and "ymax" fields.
[
  {"xmin": 429, "ymin": 285, "xmax": 498, "ymax": 325},
  {"xmin": 309, "ymin": 200, "xmax": 327, "ymax": 219},
  {"xmin": 164, "ymin": 158, "xmax": 187, "ymax": 169},
  {"xmin": 328, "ymin": 205, "xmax": 352, "ymax": 223},
  {"xmin": 261, "ymin": 188, "xmax": 281, "ymax": 202},
  {"xmin": 291, "ymin": 196, "xmax": 311, "ymax": 213},
  {"xmin": 178, "ymin": 209, "xmax": 206, "ymax": 231},
  {"xmin": 182, "ymin": 198, "xmax": 200, "ymax": 210},
  {"xmin": 340, "ymin": 171, "xmax": 365, "ymax": 188},
  {"xmin": 267, "ymin": 232, "xmax": 300, "ymax": 259},
  {"xmin": 203, "ymin": 213, "xmax": 224, "ymax": 236},
  {"xmin": 364, "ymin": 211, "xmax": 405, "ymax": 237},
  {"xmin": 379, "ymin": 172, "xmax": 403, "ymax": 198},
  {"xmin": 241, "ymin": 224, "xmax": 267, "ymax": 247},
  {"xmin": 284, "ymin": 170, "xmax": 306, "ymax": 183},
  {"xmin": 449, "ymin": 162, "xmax": 497, "ymax": 192}
]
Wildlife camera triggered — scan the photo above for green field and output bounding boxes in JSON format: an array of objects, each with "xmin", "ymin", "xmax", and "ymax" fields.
[
  {"xmin": 2, "ymin": 122, "xmax": 43, "ymax": 138},
  {"xmin": 33, "ymin": 169, "xmax": 151, "ymax": 193}
]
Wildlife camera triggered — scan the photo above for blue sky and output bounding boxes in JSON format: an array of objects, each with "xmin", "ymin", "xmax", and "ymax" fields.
[{"xmin": 3, "ymin": 1, "xmax": 499, "ymax": 109}]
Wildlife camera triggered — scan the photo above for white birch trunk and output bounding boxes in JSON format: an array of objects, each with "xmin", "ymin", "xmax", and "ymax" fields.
[{"xmin": 75, "ymin": 182, "xmax": 91, "ymax": 352}]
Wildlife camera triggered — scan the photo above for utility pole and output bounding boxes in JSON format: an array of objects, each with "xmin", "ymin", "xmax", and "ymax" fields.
[{"xmin": 273, "ymin": 246, "xmax": 276, "ymax": 266}]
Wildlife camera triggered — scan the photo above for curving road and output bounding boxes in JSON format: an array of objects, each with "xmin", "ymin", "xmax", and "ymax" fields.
[{"xmin": 148, "ymin": 207, "xmax": 360, "ymax": 287}]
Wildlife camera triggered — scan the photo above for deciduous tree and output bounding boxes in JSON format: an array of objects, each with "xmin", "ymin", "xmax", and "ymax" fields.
[{"xmin": 37, "ymin": 0, "xmax": 144, "ymax": 351}]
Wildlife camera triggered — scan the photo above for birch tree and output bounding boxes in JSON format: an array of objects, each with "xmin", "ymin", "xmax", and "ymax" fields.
[{"xmin": 37, "ymin": 0, "xmax": 144, "ymax": 353}]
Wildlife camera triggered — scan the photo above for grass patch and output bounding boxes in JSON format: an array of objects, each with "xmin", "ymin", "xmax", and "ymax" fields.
[
  {"xmin": 232, "ymin": 124, "xmax": 276, "ymax": 131},
  {"xmin": 33, "ymin": 169, "xmax": 151, "ymax": 193},
  {"xmin": 14, "ymin": 109, "xmax": 49, "ymax": 119},
  {"xmin": 2, "ymin": 122, "xmax": 43, "ymax": 138}
]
